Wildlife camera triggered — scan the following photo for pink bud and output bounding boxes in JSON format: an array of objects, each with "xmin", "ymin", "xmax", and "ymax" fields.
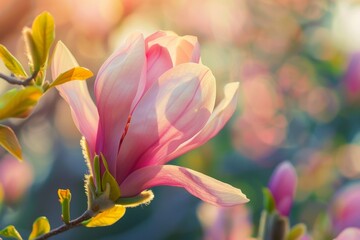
[{"xmin": 268, "ymin": 161, "xmax": 297, "ymax": 216}]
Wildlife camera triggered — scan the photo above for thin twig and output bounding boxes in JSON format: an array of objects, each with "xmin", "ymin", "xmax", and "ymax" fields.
[
  {"xmin": 0, "ymin": 71, "xmax": 38, "ymax": 86},
  {"xmin": 33, "ymin": 210, "xmax": 93, "ymax": 240}
]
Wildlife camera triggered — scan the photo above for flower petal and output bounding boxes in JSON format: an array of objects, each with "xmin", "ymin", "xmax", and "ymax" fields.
[
  {"xmin": 145, "ymin": 43, "xmax": 173, "ymax": 91},
  {"xmin": 94, "ymin": 33, "xmax": 146, "ymax": 170},
  {"xmin": 120, "ymin": 165, "xmax": 249, "ymax": 207},
  {"xmin": 52, "ymin": 41, "xmax": 98, "ymax": 152},
  {"xmin": 146, "ymin": 31, "xmax": 200, "ymax": 65},
  {"xmin": 116, "ymin": 63, "xmax": 216, "ymax": 182},
  {"xmin": 164, "ymin": 82, "xmax": 240, "ymax": 162}
]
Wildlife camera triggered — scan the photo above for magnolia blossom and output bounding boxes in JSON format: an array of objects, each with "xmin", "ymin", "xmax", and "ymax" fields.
[
  {"xmin": 0, "ymin": 155, "xmax": 33, "ymax": 203},
  {"xmin": 197, "ymin": 203, "xmax": 254, "ymax": 240},
  {"xmin": 52, "ymin": 31, "xmax": 248, "ymax": 207},
  {"xmin": 330, "ymin": 183, "xmax": 360, "ymax": 234},
  {"xmin": 268, "ymin": 161, "xmax": 297, "ymax": 216}
]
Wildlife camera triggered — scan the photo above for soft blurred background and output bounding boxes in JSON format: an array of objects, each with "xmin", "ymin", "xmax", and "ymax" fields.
[{"xmin": 1, "ymin": 0, "xmax": 360, "ymax": 239}]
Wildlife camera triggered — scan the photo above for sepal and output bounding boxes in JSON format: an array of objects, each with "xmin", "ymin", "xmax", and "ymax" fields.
[{"xmin": 115, "ymin": 190, "xmax": 154, "ymax": 208}]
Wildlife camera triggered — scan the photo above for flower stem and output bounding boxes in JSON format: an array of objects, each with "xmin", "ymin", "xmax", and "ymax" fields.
[{"xmin": 33, "ymin": 210, "xmax": 93, "ymax": 240}]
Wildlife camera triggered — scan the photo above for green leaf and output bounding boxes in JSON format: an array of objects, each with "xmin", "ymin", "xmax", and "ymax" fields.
[
  {"xmin": 58, "ymin": 189, "xmax": 71, "ymax": 224},
  {"xmin": 83, "ymin": 205, "xmax": 126, "ymax": 228},
  {"xmin": 0, "ymin": 125, "xmax": 22, "ymax": 161},
  {"xmin": 28, "ymin": 217, "xmax": 50, "ymax": 240},
  {"xmin": 0, "ymin": 86, "xmax": 43, "ymax": 120},
  {"xmin": 0, "ymin": 45, "xmax": 27, "ymax": 77},
  {"xmin": 48, "ymin": 67, "xmax": 93, "ymax": 89},
  {"xmin": 102, "ymin": 171, "xmax": 121, "ymax": 202},
  {"xmin": 0, "ymin": 225, "xmax": 22, "ymax": 240},
  {"xmin": 263, "ymin": 188, "xmax": 276, "ymax": 213},
  {"xmin": 93, "ymin": 155, "xmax": 102, "ymax": 195},
  {"xmin": 286, "ymin": 223, "xmax": 307, "ymax": 240},
  {"xmin": 23, "ymin": 28, "xmax": 41, "ymax": 73},
  {"xmin": 31, "ymin": 12, "xmax": 55, "ymax": 68}
]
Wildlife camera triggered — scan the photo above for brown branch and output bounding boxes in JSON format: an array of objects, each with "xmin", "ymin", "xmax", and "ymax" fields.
[
  {"xmin": 33, "ymin": 210, "xmax": 93, "ymax": 240},
  {"xmin": 0, "ymin": 71, "xmax": 38, "ymax": 86}
]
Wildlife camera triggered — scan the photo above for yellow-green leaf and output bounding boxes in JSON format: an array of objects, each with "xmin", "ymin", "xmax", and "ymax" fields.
[
  {"xmin": 83, "ymin": 205, "xmax": 126, "ymax": 227},
  {"xmin": 0, "ymin": 125, "xmax": 22, "ymax": 161},
  {"xmin": 0, "ymin": 45, "xmax": 27, "ymax": 77},
  {"xmin": 28, "ymin": 217, "xmax": 50, "ymax": 240},
  {"xmin": 0, "ymin": 86, "xmax": 43, "ymax": 120},
  {"xmin": 286, "ymin": 223, "xmax": 307, "ymax": 240},
  {"xmin": 58, "ymin": 189, "xmax": 71, "ymax": 224},
  {"xmin": 31, "ymin": 12, "xmax": 55, "ymax": 68},
  {"xmin": 0, "ymin": 225, "xmax": 22, "ymax": 240},
  {"xmin": 48, "ymin": 67, "xmax": 93, "ymax": 89},
  {"xmin": 23, "ymin": 28, "xmax": 41, "ymax": 72},
  {"xmin": 102, "ymin": 171, "xmax": 121, "ymax": 202}
]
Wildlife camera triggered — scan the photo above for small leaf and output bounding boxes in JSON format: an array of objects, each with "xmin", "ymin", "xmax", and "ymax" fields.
[
  {"xmin": 58, "ymin": 189, "xmax": 71, "ymax": 224},
  {"xmin": 93, "ymin": 155, "xmax": 102, "ymax": 195},
  {"xmin": 286, "ymin": 223, "xmax": 307, "ymax": 240},
  {"xmin": 0, "ymin": 125, "xmax": 22, "ymax": 161},
  {"xmin": 31, "ymin": 12, "xmax": 55, "ymax": 68},
  {"xmin": 0, "ymin": 225, "xmax": 22, "ymax": 240},
  {"xmin": 263, "ymin": 188, "xmax": 276, "ymax": 213},
  {"xmin": 0, "ymin": 45, "xmax": 27, "ymax": 77},
  {"xmin": 48, "ymin": 67, "xmax": 93, "ymax": 89},
  {"xmin": 0, "ymin": 86, "xmax": 43, "ymax": 120},
  {"xmin": 28, "ymin": 217, "xmax": 50, "ymax": 240},
  {"xmin": 83, "ymin": 205, "xmax": 126, "ymax": 227},
  {"xmin": 23, "ymin": 28, "xmax": 41, "ymax": 73},
  {"xmin": 102, "ymin": 171, "xmax": 121, "ymax": 202}
]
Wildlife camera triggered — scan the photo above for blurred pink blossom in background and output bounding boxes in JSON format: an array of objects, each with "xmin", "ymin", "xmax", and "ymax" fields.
[
  {"xmin": 335, "ymin": 228, "xmax": 360, "ymax": 240},
  {"xmin": 330, "ymin": 183, "xmax": 360, "ymax": 235},
  {"xmin": 0, "ymin": 155, "xmax": 33, "ymax": 204},
  {"xmin": 197, "ymin": 203, "xmax": 254, "ymax": 240}
]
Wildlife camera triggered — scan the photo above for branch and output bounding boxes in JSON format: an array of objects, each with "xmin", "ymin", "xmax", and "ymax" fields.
[
  {"xmin": 33, "ymin": 210, "xmax": 93, "ymax": 240},
  {"xmin": 0, "ymin": 71, "xmax": 38, "ymax": 86}
]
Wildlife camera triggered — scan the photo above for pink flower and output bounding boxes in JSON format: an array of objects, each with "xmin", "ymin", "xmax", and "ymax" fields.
[
  {"xmin": 330, "ymin": 183, "xmax": 360, "ymax": 235},
  {"xmin": 52, "ymin": 31, "xmax": 248, "ymax": 207},
  {"xmin": 0, "ymin": 155, "xmax": 33, "ymax": 204},
  {"xmin": 197, "ymin": 203, "xmax": 254, "ymax": 240},
  {"xmin": 268, "ymin": 161, "xmax": 297, "ymax": 216},
  {"xmin": 335, "ymin": 228, "xmax": 360, "ymax": 240}
]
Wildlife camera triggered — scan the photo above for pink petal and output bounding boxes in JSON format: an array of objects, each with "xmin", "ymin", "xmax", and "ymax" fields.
[
  {"xmin": 146, "ymin": 31, "xmax": 200, "ymax": 65},
  {"xmin": 120, "ymin": 165, "xmax": 249, "ymax": 207},
  {"xmin": 336, "ymin": 228, "xmax": 360, "ymax": 240},
  {"xmin": 94, "ymin": 33, "xmax": 147, "ymax": 170},
  {"xmin": 164, "ymin": 82, "xmax": 240, "ymax": 162},
  {"xmin": 145, "ymin": 43, "xmax": 173, "ymax": 91},
  {"xmin": 116, "ymin": 63, "xmax": 216, "ymax": 182},
  {"xmin": 268, "ymin": 161, "xmax": 297, "ymax": 216},
  {"xmin": 52, "ymin": 41, "xmax": 99, "ymax": 152}
]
